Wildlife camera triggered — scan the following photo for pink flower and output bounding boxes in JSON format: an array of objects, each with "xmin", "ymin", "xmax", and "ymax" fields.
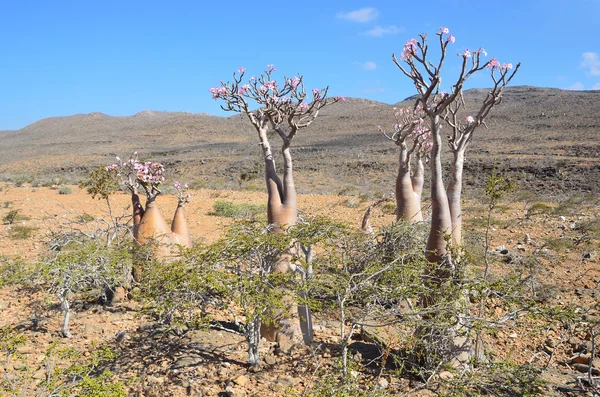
[
  {"xmin": 266, "ymin": 64, "xmax": 276, "ymax": 72},
  {"xmin": 502, "ymin": 63, "xmax": 513, "ymax": 70},
  {"xmin": 487, "ymin": 58, "xmax": 500, "ymax": 69},
  {"xmin": 440, "ymin": 27, "xmax": 449, "ymax": 34},
  {"xmin": 238, "ymin": 67, "xmax": 246, "ymax": 74},
  {"xmin": 466, "ymin": 116, "xmax": 475, "ymax": 124},
  {"xmin": 238, "ymin": 84, "xmax": 250, "ymax": 95},
  {"xmin": 376, "ymin": 125, "xmax": 382, "ymax": 131},
  {"xmin": 447, "ymin": 35, "xmax": 455, "ymax": 44},
  {"xmin": 334, "ymin": 96, "xmax": 345, "ymax": 101},
  {"xmin": 288, "ymin": 77, "xmax": 300, "ymax": 88},
  {"xmin": 461, "ymin": 49, "xmax": 471, "ymax": 58},
  {"xmin": 299, "ymin": 103, "xmax": 309, "ymax": 110},
  {"xmin": 477, "ymin": 47, "xmax": 487, "ymax": 57},
  {"xmin": 401, "ymin": 38, "xmax": 418, "ymax": 60}
]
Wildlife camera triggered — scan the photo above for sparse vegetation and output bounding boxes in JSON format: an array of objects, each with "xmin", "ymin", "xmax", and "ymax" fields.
[
  {"xmin": 7, "ymin": 225, "xmax": 37, "ymax": 240},
  {"xmin": 58, "ymin": 186, "xmax": 73, "ymax": 195},
  {"xmin": 209, "ymin": 200, "xmax": 266, "ymax": 218}
]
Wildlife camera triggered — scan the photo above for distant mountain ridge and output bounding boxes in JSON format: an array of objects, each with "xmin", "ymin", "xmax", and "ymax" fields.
[{"xmin": 1, "ymin": 86, "xmax": 599, "ymax": 196}]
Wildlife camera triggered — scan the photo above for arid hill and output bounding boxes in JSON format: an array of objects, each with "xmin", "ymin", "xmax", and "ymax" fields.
[{"xmin": 1, "ymin": 86, "xmax": 599, "ymax": 197}]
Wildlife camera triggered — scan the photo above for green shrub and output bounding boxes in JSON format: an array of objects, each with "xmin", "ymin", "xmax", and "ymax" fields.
[
  {"xmin": 58, "ymin": 186, "xmax": 73, "ymax": 195},
  {"xmin": 526, "ymin": 202, "xmax": 553, "ymax": 218},
  {"xmin": 209, "ymin": 200, "xmax": 266, "ymax": 218},
  {"xmin": 8, "ymin": 225, "xmax": 37, "ymax": 240},
  {"xmin": 2, "ymin": 209, "xmax": 30, "ymax": 224}
]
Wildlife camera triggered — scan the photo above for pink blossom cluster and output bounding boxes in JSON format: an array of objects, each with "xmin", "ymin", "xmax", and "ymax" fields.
[
  {"xmin": 439, "ymin": 27, "xmax": 455, "ymax": 44},
  {"xmin": 135, "ymin": 161, "xmax": 165, "ymax": 184},
  {"xmin": 401, "ymin": 38, "xmax": 418, "ymax": 61},
  {"xmin": 173, "ymin": 181, "xmax": 191, "ymax": 204},
  {"xmin": 209, "ymin": 86, "xmax": 227, "ymax": 100},
  {"xmin": 105, "ymin": 152, "xmax": 166, "ymax": 197},
  {"xmin": 487, "ymin": 58, "xmax": 513, "ymax": 70},
  {"xmin": 287, "ymin": 76, "xmax": 300, "ymax": 87}
]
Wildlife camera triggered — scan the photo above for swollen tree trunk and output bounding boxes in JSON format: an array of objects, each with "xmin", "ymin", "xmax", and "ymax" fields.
[
  {"xmin": 396, "ymin": 147, "xmax": 424, "ymax": 222},
  {"xmin": 257, "ymin": 126, "xmax": 303, "ymax": 346},
  {"xmin": 171, "ymin": 203, "xmax": 192, "ymax": 248},
  {"xmin": 425, "ymin": 119, "xmax": 453, "ymax": 265},
  {"xmin": 133, "ymin": 198, "xmax": 174, "ymax": 281},
  {"xmin": 447, "ymin": 149, "xmax": 465, "ymax": 247},
  {"xmin": 131, "ymin": 192, "xmax": 145, "ymax": 241}
]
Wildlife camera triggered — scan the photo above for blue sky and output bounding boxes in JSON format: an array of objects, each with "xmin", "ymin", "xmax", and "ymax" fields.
[{"xmin": 1, "ymin": 0, "xmax": 599, "ymax": 130}]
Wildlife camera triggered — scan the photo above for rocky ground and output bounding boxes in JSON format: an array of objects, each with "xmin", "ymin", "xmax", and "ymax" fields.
[{"xmin": 0, "ymin": 184, "xmax": 599, "ymax": 396}]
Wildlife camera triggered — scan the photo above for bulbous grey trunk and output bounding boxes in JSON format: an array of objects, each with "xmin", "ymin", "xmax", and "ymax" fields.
[
  {"xmin": 396, "ymin": 147, "xmax": 423, "ymax": 222},
  {"xmin": 171, "ymin": 204, "xmax": 192, "ymax": 249},
  {"xmin": 258, "ymin": 128, "xmax": 304, "ymax": 346},
  {"xmin": 447, "ymin": 149, "xmax": 465, "ymax": 247},
  {"xmin": 426, "ymin": 120, "xmax": 452, "ymax": 265}
]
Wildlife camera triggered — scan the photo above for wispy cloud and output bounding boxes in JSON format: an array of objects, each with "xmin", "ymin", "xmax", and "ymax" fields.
[
  {"xmin": 336, "ymin": 8, "xmax": 378, "ymax": 23},
  {"xmin": 581, "ymin": 52, "xmax": 600, "ymax": 75},
  {"xmin": 363, "ymin": 25, "xmax": 402, "ymax": 37},
  {"xmin": 567, "ymin": 82, "xmax": 585, "ymax": 90},
  {"xmin": 361, "ymin": 61, "xmax": 377, "ymax": 71}
]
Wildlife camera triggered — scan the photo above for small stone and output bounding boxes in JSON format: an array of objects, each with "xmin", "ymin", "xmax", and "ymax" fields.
[
  {"xmin": 439, "ymin": 371, "xmax": 454, "ymax": 380},
  {"xmin": 376, "ymin": 377, "xmax": 389, "ymax": 389},
  {"xmin": 558, "ymin": 216, "xmax": 566, "ymax": 221},
  {"xmin": 516, "ymin": 244, "xmax": 526, "ymax": 252},
  {"xmin": 509, "ymin": 332, "xmax": 518, "ymax": 338},
  {"xmin": 233, "ymin": 375, "xmax": 249, "ymax": 387},
  {"xmin": 495, "ymin": 245, "xmax": 506, "ymax": 252},
  {"xmin": 263, "ymin": 354, "xmax": 277, "ymax": 365},
  {"xmin": 500, "ymin": 249, "xmax": 509, "ymax": 255},
  {"xmin": 524, "ymin": 234, "xmax": 532, "ymax": 244}
]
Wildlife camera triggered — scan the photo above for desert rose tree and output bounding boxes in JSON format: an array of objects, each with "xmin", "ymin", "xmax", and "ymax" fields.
[
  {"xmin": 210, "ymin": 65, "xmax": 342, "ymax": 343},
  {"xmin": 210, "ymin": 65, "xmax": 342, "ymax": 239},
  {"xmin": 393, "ymin": 27, "xmax": 520, "ymax": 264},
  {"xmin": 378, "ymin": 105, "xmax": 432, "ymax": 222},
  {"xmin": 391, "ymin": 27, "xmax": 519, "ymax": 367}
]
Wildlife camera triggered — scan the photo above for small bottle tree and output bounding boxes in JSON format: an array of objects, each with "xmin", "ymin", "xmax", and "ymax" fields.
[
  {"xmin": 378, "ymin": 105, "xmax": 432, "ymax": 222},
  {"xmin": 392, "ymin": 27, "xmax": 520, "ymax": 367},
  {"xmin": 393, "ymin": 27, "xmax": 519, "ymax": 264},
  {"xmin": 210, "ymin": 66, "xmax": 342, "ymax": 342}
]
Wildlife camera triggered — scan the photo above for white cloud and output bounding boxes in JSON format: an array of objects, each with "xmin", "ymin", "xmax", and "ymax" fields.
[
  {"xmin": 361, "ymin": 61, "xmax": 377, "ymax": 71},
  {"xmin": 363, "ymin": 25, "xmax": 402, "ymax": 37},
  {"xmin": 336, "ymin": 8, "xmax": 378, "ymax": 23},
  {"xmin": 567, "ymin": 82, "xmax": 584, "ymax": 90},
  {"xmin": 581, "ymin": 52, "xmax": 600, "ymax": 76},
  {"xmin": 592, "ymin": 82, "xmax": 600, "ymax": 90}
]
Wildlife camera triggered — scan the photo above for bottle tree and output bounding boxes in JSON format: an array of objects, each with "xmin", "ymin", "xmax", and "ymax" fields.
[
  {"xmin": 378, "ymin": 105, "xmax": 432, "ymax": 222},
  {"xmin": 210, "ymin": 65, "xmax": 342, "ymax": 344},
  {"xmin": 393, "ymin": 27, "xmax": 519, "ymax": 264},
  {"xmin": 392, "ymin": 27, "xmax": 520, "ymax": 367}
]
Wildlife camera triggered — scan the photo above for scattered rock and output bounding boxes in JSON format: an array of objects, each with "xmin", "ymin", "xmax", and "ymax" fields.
[
  {"xmin": 558, "ymin": 216, "xmax": 566, "ymax": 221},
  {"xmin": 495, "ymin": 245, "xmax": 506, "ymax": 252},
  {"xmin": 524, "ymin": 234, "xmax": 532, "ymax": 244},
  {"xmin": 376, "ymin": 377, "xmax": 389, "ymax": 389},
  {"xmin": 572, "ymin": 363, "xmax": 600, "ymax": 375},
  {"xmin": 439, "ymin": 371, "xmax": 454, "ymax": 380},
  {"xmin": 233, "ymin": 375, "xmax": 249, "ymax": 387},
  {"xmin": 262, "ymin": 354, "xmax": 277, "ymax": 366}
]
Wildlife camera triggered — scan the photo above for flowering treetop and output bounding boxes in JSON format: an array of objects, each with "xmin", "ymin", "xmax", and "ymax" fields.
[
  {"xmin": 210, "ymin": 64, "xmax": 344, "ymax": 145},
  {"xmin": 393, "ymin": 26, "xmax": 520, "ymax": 121},
  {"xmin": 173, "ymin": 181, "xmax": 191, "ymax": 206},
  {"xmin": 378, "ymin": 104, "xmax": 432, "ymax": 160},
  {"xmin": 105, "ymin": 152, "xmax": 165, "ymax": 201},
  {"xmin": 393, "ymin": 26, "xmax": 520, "ymax": 153}
]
